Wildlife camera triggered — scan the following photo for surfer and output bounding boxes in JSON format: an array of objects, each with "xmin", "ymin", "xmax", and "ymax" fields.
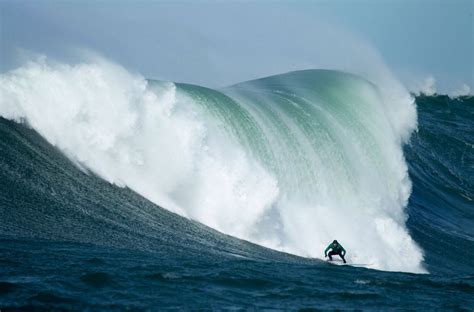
[{"xmin": 324, "ymin": 240, "xmax": 346, "ymax": 263}]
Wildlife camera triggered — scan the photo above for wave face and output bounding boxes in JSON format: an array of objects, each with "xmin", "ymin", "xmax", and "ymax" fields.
[{"xmin": 0, "ymin": 59, "xmax": 423, "ymax": 272}]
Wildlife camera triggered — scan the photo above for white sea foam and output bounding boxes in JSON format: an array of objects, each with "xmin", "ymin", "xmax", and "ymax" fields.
[
  {"xmin": 450, "ymin": 83, "xmax": 471, "ymax": 98},
  {"xmin": 0, "ymin": 57, "xmax": 279, "ymax": 238}
]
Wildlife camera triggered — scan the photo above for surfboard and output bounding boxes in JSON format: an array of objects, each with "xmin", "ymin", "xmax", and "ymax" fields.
[
  {"xmin": 326, "ymin": 259, "xmax": 372, "ymax": 267},
  {"xmin": 326, "ymin": 259, "xmax": 346, "ymax": 265}
]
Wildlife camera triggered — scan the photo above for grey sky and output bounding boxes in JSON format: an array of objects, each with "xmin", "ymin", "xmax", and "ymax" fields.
[{"xmin": 1, "ymin": 0, "xmax": 472, "ymax": 94}]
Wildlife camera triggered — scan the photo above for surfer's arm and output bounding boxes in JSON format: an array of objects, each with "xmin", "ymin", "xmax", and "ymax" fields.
[
  {"xmin": 324, "ymin": 245, "xmax": 331, "ymax": 256},
  {"xmin": 341, "ymin": 246, "xmax": 346, "ymax": 256}
]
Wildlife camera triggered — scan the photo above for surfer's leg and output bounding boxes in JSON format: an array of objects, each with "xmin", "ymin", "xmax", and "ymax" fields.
[
  {"xmin": 338, "ymin": 252, "xmax": 346, "ymax": 263},
  {"xmin": 339, "ymin": 253, "xmax": 346, "ymax": 263},
  {"xmin": 328, "ymin": 250, "xmax": 335, "ymax": 261}
]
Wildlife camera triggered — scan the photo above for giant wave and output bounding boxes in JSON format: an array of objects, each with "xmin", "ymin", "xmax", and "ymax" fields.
[{"xmin": 0, "ymin": 58, "xmax": 424, "ymax": 272}]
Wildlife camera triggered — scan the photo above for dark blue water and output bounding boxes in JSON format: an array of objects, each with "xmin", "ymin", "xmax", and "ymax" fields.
[{"xmin": 1, "ymin": 94, "xmax": 473, "ymax": 310}]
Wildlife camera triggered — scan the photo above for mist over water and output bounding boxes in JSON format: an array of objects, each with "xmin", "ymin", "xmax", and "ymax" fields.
[{"xmin": 0, "ymin": 57, "xmax": 424, "ymax": 272}]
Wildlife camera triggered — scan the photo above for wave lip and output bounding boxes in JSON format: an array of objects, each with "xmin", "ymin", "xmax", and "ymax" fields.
[{"xmin": 0, "ymin": 58, "xmax": 423, "ymax": 273}]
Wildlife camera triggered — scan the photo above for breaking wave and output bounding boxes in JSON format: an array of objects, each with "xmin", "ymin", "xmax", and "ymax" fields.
[{"xmin": 0, "ymin": 57, "xmax": 424, "ymax": 272}]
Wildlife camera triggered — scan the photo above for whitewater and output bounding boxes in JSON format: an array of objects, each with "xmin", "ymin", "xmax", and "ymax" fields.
[{"xmin": 0, "ymin": 57, "xmax": 424, "ymax": 273}]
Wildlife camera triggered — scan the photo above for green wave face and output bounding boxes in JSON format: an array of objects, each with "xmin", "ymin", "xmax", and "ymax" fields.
[
  {"xmin": 169, "ymin": 69, "xmax": 422, "ymax": 272},
  {"xmin": 1, "ymin": 61, "xmax": 423, "ymax": 272}
]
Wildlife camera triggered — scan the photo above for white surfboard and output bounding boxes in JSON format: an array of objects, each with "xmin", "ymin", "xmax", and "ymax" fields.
[{"xmin": 326, "ymin": 259, "xmax": 372, "ymax": 267}]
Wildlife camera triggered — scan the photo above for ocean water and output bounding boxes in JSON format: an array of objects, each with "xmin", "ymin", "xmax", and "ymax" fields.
[{"xmin": 0, "ymin": 60, "xmax": 473, "ymax": 310}]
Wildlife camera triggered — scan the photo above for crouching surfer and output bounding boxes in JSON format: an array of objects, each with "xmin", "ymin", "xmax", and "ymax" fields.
[{"xmin": 324, "ymin": 240, "xmax": 346, "ymax": 263}]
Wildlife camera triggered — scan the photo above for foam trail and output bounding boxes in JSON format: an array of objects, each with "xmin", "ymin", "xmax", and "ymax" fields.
[{"xmin": 0, "ymin": 57, "xmax": 425, "ymax": 273}]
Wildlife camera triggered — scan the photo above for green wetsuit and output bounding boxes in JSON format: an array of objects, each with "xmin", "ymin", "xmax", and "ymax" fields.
[{"xmin": 325, "ymin": 243, "xmax": 346, "ymax": 256}]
